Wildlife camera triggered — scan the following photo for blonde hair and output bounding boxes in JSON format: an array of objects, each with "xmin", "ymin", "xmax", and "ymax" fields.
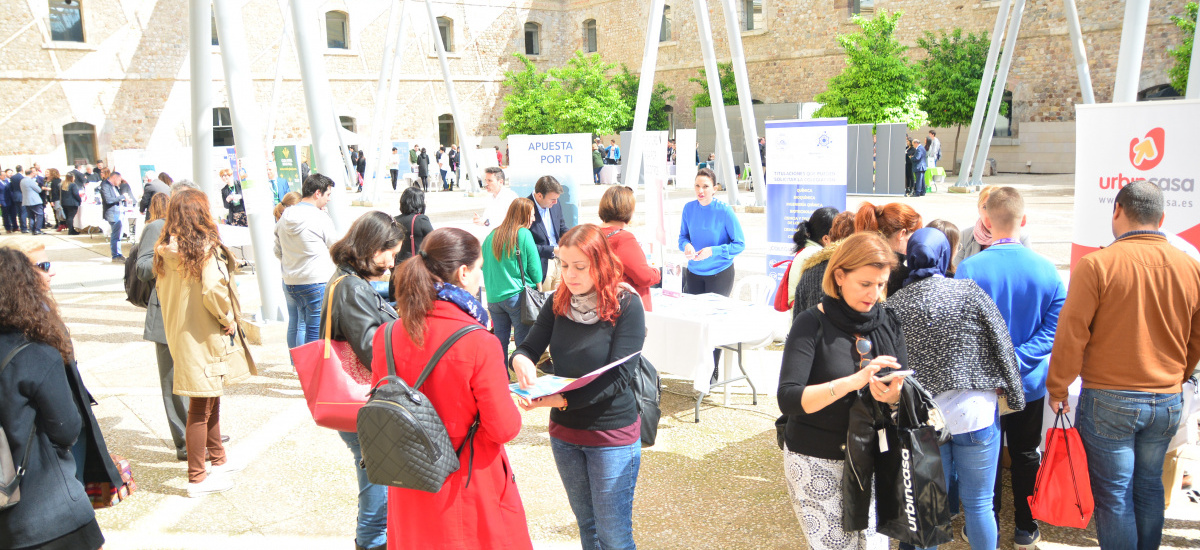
[
  {"xmin": 0, "ymin": 236, "xmax": 46, "ymax": 256},
  {"xmin": 977, "ymin": 185, "xmax": 999, "ymax": 209},
  {"xmin": 823, "ymin": 232, "xmax": 898, "ymax": 299}
]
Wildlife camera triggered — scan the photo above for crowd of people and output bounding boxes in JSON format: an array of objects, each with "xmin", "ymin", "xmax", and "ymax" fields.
[{"xmin": 0, "ymin": 151, "xmax": 1196, "ymax": 550}]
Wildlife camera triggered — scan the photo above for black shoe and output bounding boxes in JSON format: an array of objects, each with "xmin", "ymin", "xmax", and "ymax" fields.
[
  {"xmin": 177, "ymin": 449, "xmax": 188, "ymax": 461},
  {"xmin": 112, "ymin": 255, "xmax": 126, "ymax": 263}
]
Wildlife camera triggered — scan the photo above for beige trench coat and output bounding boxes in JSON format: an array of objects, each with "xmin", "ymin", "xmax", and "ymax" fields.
[{"xmin": 157, "ymin": 243, "xmax": 256, "ymax": 397}]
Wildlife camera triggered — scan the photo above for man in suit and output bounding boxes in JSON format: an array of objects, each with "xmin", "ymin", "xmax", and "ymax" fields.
[
  {"xmin": 6, "ymin": 165, "xmax": 26, "ymax": 233},
  {"xmin": 527, "ymin": 175, "xmax": 569, "ymax": 288}
]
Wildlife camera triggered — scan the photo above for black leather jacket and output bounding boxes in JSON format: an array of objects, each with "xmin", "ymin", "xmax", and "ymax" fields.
[{"xmin": 318, "ymin": 266, "xmax": 398, "ymax": 367}]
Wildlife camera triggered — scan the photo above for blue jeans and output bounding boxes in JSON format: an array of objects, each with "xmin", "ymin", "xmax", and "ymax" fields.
[
  {"xmin": 901, "ymin": 420, "xmax": 1000, "ymax": 550},
  {"xmin": 338, "ymin": 431, "xmax": 387, "ymax": 548},
  {"xmin": 108, "ymin": 218, "xmax": 122, "ymax": 257},
  {"xmin": 550, "ymin": 437, "xmax": 641, "ymax": 550},
  {"xmin": 1078, "ymin": 388, "xmax": 1182, "ymax": 550},
  {"xmin": 284, "ymin": 283, "xmax": 326, "ymax": 349},
  {"xmin": 488, "ymin": 294, "xmax": 530, "ymax": 354}
]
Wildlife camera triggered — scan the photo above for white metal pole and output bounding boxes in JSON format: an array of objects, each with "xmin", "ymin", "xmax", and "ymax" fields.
[
  {"xmin": 373, "ymin": 6, "xmax": 410, "ymax": 201},
  {"xmin": 1062, "ymin": 0, "xmax": 1095, "ymax": 104},
  {"xmin": 289, "ymin": 0, "xmax": 350, "ymax": 231},
  {"xmin": 1188, "ymin": 7, "xmax": 1200, "ymax": 100},
  {"xmin": 621, "ymin": 0, "xmax": 666, "ymax": 189},
  {"xmin": 1112, "ymin": 0, "xmax": 1151, "ymax": 103},
  {"xmin": 360, "ymin": 0, "xmax": 402, "ymax": 206},
  {"xmin": 264, "ymin": 0, "xmax": 294, "ymax": 154},
  {"xmin": 716, "ymin": 0, "xmax": 765, "ymax": 205},
  {"xmin": 691, "ymin": 0, "xmax": 737, "ymax": 204},
  {"xmin": 970, "ymin": 0, "xmax": 1026, "ymax": 187},
  {"xmin": 212, "ymin": 0, "xmax": 287, "ymax": 321},
  {"xmin": 424, "ymin": 0, "xmax": 480, "ymax": 194},
  {"xmin": 189, "ymin": 0, "xmax": 217, "ymax": 202},
  {"xmin": 956, "ymin": 0, "xmax": 1010, "ymax": 186}
]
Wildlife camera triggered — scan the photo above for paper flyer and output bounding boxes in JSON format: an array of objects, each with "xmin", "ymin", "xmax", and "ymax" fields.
[
  {"xmin": 662, "ymin": 257, "xmax": 685, "ymax": 297},
  {"xmin": 510, "ymin": 352, "xmax": 641, "ymax": 400}
]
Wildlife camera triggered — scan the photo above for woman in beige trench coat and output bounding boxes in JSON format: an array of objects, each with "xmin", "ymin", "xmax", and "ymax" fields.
[{"xmin": 154, "ymin": 189, "xmax": 256, "ymax": 497}]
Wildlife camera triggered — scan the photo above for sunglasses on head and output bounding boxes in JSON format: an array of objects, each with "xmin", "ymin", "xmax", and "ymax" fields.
[{"xmin": 35, "ymin": 261, "xmax": 51, "ymax": 273}]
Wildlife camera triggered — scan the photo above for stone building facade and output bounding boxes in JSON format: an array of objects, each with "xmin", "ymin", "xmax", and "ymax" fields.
[{"xmin": 0, "ymin": 0, "xmax": 1190, "ymax": 175}]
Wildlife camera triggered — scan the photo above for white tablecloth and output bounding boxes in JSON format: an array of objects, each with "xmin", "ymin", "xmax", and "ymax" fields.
[
  {"xmin": 600, "ymin": 165, "xmax": 620, "ymax": 184},
  {"xmin": 77, "ymin": 203, "xmax": 139, "ymax": 239},
  {"xmin": 643, "ymin": 291, "xmax": 776, "ymax": 394}
]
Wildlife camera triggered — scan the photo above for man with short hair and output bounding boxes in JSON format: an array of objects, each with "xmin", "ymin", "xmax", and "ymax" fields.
[
  {"xmin": 139, "ymin": 173, "xmax": 171, "ymax": 214},
  {"xmin": 266, "ymin": 165, "xmax": 288, "ymax": 205},
  {"xmin": 274, "ymin": 173, "xmax": 338, "ymax": 348},
  {"xmin": 605, "ymin": 139, "xmax": 621, "ymax": 165},
  {"xmin": 1048, "ymin": 181, "xmax": 1200, "ymax": 550},
  {"xmin": 6, "ymin": 165, "xmax": 26, "ymax": 233},
  {"xmin": 388, "ymin": 147, "xmax": 400, "ymax": 190},
  {"xmin": 911, "ymin": 138, "xmax": 928, "ymax": 197},
  {"xmin": 472, "ymin": 167, "xmax": 517, "ymax": 228},
  {"xmin": 410, "ymin": 144, "xmax": 420, "ymax": 174},
  {"xmin": 448, "ymin": 144, "xmax": 460, "ymax": 184},
  {"xmin": 927, "ymin": 130, "xmax": 942, "ymax": 165},
  {"xmin": 527, "ymin": 176, "xmax": 569, "ymax": 279},
  {"xmin": 956, "ymin": 186, "xmax": 1065, "ymax": 550},
  {"xmin": 20, "ymin": 168, "xmax": 47, "ymax": 235},
  {"xmin": 99, "ymin": 171, "xmax": 126, "ymax": 261}
]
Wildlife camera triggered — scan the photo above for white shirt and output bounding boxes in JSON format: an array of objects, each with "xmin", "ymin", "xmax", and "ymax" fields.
[
  {"xmin": 537, "ymin": 202, "xmax": 556, "ymax": 245},
  {"xmin": 933, "ymin": 389, "xmax": 997, "ymax": 436},
  {"xmin": 481, "ymin": 187, "xmax": 518, "ymax": 228}
]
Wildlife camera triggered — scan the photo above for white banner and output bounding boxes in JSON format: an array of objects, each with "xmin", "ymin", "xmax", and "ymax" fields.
[
  {"xmin": 506, "ymin": 133, "xmax": 592, "ymax": 228},
  {"xmin": 1073, "ymin": 100, "xmax": 1200, "ymax": 266},
  {"xmin": 675, "ymin": 129, "xmax": 697, "ymax": 190},
  {"xmin": 642, "ymin": 131, "xmax": 668, "ymax": 256}
]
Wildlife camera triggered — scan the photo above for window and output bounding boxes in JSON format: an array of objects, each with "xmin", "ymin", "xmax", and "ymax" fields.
[
  {"xmin": 993, "ymin": 90, "xmax": 1014, "ymax": 138},
  {"xmin": 524, "ymin": 22, "xmax": 540, "ymax": 55},
  {"xmin": 339, "ymin": 116, "xmax": 356, "ymax": 133},
  {"xmin": 211, "ymin": 7, "xmax": 218, "ymax": 46},
  {"xmin": 62, "ymin": 122, "xmax": 95, "ymax": 165},
  {"xmin": 326, "ymin": 11, "xmax": 348, "ymax": 49},
  {"xmin": 660, "ymin": 5, "xmax": 672, "ymax": 42},
  {"xmin": 1138, "ymin": 83, "xmax": 1181, "ymax": 101},
  {"xmin": 583, "ymin": 19, "xmax": 597, "ymax": 53},
  {"xmin": 850, "ymin": 0, "xmax": 874, "ymax": 15},
  {"xmin": 436, "ymin": 16, "xmax": 453, "ymax": 52},
  {"xmin": 742, "ymin": 0, "xmax": 762, "ymax": 31},
  {"xmin": 213, "ymin": 107, "xmax": 235, "ymax": 146},
  {"xmin": 48, "ymin": 0, "xmax": 83, "ymax": 42},
  {"xmin": 438, "ymin": 114, "xmax": 456, "ymax": 148}
]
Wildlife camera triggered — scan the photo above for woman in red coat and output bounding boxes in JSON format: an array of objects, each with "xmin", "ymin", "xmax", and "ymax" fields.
[
  {"xmin": 370, "ymin": 227, "xmax": 533, "ymax": 550},
  {"xmin": 598, "ymin": 186, "xmax": 661, "ymax": 311}
]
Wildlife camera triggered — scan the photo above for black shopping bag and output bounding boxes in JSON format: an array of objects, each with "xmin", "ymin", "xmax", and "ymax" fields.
[{"xmin": 874, "ymin": 383, "xmax": 953, "ymax": 548}]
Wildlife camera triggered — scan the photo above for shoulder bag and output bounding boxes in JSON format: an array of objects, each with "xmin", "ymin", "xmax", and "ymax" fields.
[
  {"xmin": 514, "ymin": 247, "xmax": 547, "ymax": 326},
  {"xmin": 1029, "ymin": 409, "xmax": 1094, "ymax": 528},
  {"xmin": 289, "ymin": 275, "xmax": 372, "ymax": 432},
  {"xmin": 633, "ymin": 355, "xmax": 662, "ymax": 447},
  {"xmin": 0, "ymin": 343, "xmax": 33, "ymax": 511}
]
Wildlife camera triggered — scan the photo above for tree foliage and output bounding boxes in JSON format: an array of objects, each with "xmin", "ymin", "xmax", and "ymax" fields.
[
  {"xmin": 916, "ymin": 28, "xmax": 990, "ymax": 128},
  {"xmin": 1169, "ymin": 1, "xmax": 1197, "ymax": 96},
  {"xmin": 812, "ymin": 11, "xmax": 928, "ymax": 130},
  {"xmin": 499, "ymin": 52, "xmax": 633, "ymax": 138},
  {"xmin": 612, "ymin": 65, "xmax": 676, "ymax": 132},
  {"xmin": 688, "ymin": 62, "xmax": 739, "ymax": 115}
]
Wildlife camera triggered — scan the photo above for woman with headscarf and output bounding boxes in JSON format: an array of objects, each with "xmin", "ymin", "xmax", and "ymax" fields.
[{"xmin": 883, "ymin": 228, "xmax": 1026, "ymax": 550}]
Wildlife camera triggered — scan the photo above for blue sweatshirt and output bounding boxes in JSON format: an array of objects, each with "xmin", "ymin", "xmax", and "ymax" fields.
[
  {"xmin": 678, "ymin": 199, "xmax": 745, "ymax": 276},
  {"xmin": 955, "ymin": 243, "xmax": 1066, "ymax": 401}
]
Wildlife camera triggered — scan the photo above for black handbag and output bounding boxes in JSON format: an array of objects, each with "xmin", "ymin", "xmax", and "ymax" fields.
[
  {"xmin": 0, "ymin": 343, "xmax": 33, "ymax": 511},
  {"xmin": 514, "ymin": 247, "xmax": 547, "ymax": 326},
  {"xmin": 632, "ymin": 355, "xmax": 662, "ymax": 447},
  {"xmin": 357, "ymin": 322, "xmax": 484, "ymax": 493},
  {"xmin": 123, "ymin": 241, "xmax": 153, "ymax": 308}
]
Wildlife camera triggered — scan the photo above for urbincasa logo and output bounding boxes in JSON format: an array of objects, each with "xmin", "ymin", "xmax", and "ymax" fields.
[{"xmin": 1129, "ymin": 128, "xmax": 1165, "ymax": 171}]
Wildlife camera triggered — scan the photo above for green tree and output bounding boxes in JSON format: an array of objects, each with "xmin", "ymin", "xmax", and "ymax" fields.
[
  {"xmin": 612, "ymin": 64, "xmax": 676, "ymax": 132},
  {"xmin": 916, "ymin": 28, "xmax": 991, "ymax": 171},
  {"xmin": 1169, "ymin": 1, "xmax": 1197, "ymax": 96},
  {"xmin": 499, "ymin": 54, "xmax": 557, "ymax": 137},
  {"xmin": 498, "ymin": 52, "xmax": 633, "ymax": 138},
  {"xmin": 688, "ymin": 62, "xmax": 739, "ymax": 116},
  {"xmin": 812, "ymin": 11, "xmax": 928, "ymax": 130}
]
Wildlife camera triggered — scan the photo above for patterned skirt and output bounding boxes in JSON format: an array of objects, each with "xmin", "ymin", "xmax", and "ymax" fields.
[{"xmin": 783, "ymin": 450, "xmax": 887, "ymax": 550}]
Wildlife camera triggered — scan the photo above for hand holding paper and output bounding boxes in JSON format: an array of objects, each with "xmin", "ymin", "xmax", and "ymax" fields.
[{"xmin": 509, "ymin": 352, "xmax": 641, "ymax": 401}]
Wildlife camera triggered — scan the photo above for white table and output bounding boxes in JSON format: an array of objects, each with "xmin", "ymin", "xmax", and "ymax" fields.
[
  {"xmin": 218, "ymin": 224, "xmax": 255, "ymax": 269},
  {"xmin": 643, "ymin": 291, "xmax": 776, "ymax": 421},
  {"xmin": 600, "ymin": 165, "xmax": 620, "ymax": 184},
  {"xmin": 78, "ymin": 203, "xmax": 139, "ymax": 240}
]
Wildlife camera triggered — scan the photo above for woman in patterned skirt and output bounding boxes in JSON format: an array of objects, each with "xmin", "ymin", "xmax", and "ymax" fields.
[{"xmin": 777, "ymin": 232, "xmax": 908, "ymax": 550}]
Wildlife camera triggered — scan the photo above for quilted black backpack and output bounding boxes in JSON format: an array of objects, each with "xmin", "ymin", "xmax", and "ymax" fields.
[{"xmin": 357, "ymin": 321, "xmax": 483, "ymax": 493}]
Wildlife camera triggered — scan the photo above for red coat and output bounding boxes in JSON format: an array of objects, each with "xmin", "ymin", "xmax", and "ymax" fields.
[
  {"xmin": 604, "ymin": 228, "xmax": 661, "ymax": 311},
  {"xmin": 370, "ymin": 301, "xmax": 532, "ymax": 550}
]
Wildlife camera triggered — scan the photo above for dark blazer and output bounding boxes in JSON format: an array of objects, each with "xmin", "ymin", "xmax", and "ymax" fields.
[
  {"xmin": 417, "ymin": 152, "xmax": 430, "ymax": 178},
  {"xmin": 527, "ymin": 193, "xmax": 568, "ymax": 276}
]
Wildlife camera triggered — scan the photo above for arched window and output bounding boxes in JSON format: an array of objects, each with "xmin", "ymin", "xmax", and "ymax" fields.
[
  {"xmin": 524, "ymin": 22, "xmax": 541, "ymax": 55},
  {"xmin": 339, "ymin": 116, "xmax": 357, "ymax": 133},
  {"xmin": 742, "ymin": 0, "xmax": 763, "ymax": 30},
  {"xmin": 660, "ymin": 5, "xmax": 672, "ymax": 42},
  {"xmin": 213, "ymin": 107, "xmax": 234, "ymax": 146},
  {"xmin": 436, "ymin": 16, "xmax": 454, "ymax": 52},
  {"xmin": 48, "ymin": 0, "xmax": 84, "ymax": 42},
  {"xmin": 326, "ymin": 11, "xmax": 349, "ymax": 49},
  {"xmin": 583, "ymin": 19, "xmax": 597, "ymax": 53},
  {"xmin": 62, "ymin": 122, "xmax": 96, "ymax": 165},
  {"xmin": 438, "ymin": 114, "xmax": 457, "ymax": 148}
]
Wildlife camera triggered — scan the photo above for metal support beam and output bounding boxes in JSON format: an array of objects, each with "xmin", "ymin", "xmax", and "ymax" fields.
[
  {"xmin": 1113, "ymin": 0, "xmax": 1151, "ymax": 103},
  {"xmin": 424, "ymin": 0, "xmax": 480, "ymax": 194},
  {"xmin": 1062, "ymin": 0, "xmax": 1095, "ymax": 104},
  {"xmin": 716, "ymin": 0, "xmax": 765, "ymax": 205},
  {"xmin": 620, "ymin": 0, "xmax": 666, "ymax": 189},
  {"xmin": 956, "ymin": 0, "xmax": 1010, "ymax": 186},
  {"xmin": 373, "ymin": 8, "xmax": 410, "ymax": 201},
  {"xmin": 691, "ymin": 0, "xmax": 737, "ymax": 204},
  {"xmin": 264, "ymin": 0, "xmax": 295, "ymax": 154},
  {"xmin": 1188, "ymin": 6, "xmax": 1200, "ymax": 100},
  {"xmin": 361, "ymin": 0, "xmax": 403, "ymax": 205},
  {"xmin": 189, "ymin": 0, "xmax": 216, "ymax": 202},
  {"xmin": 971, "ymin": 0, "xmax": 1026, "ymax": 187},
  {"xmin": 212, "ymin": 0, "xmax": 287, "ymax": 322},
  {"xmin": 289, "ymin": 0, "xmax": 350, "ymax": 231}
]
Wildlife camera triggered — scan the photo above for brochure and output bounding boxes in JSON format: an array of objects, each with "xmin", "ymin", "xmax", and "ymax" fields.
[{"xmin": 510, "ymin": 352, "xmax": 641, "ymax": 400}]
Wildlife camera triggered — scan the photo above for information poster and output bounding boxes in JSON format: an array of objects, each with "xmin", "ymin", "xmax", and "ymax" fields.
[
  {"xmin": 392, "ymin": 141, "xmax": 411, "ymax": 174},
  {"xmin": 506, "ymin": 133, "xmax": 592, "ymax": 228},
  {"xmin": 273, "ymin": 145, "xmax": 301, "ymax": 193},
  {"xmin": 642, "ymin": 131, "xmax": 668, "ymax": 247},
  {"xmin": 765, "ymin": 119, "xmax": 849, "ymax": 302},
  {"xmin": 675, "ymin": 129, "xmax": 698, "ymax": 189},
  {"xmin": 1073, "ymin": 100, "xmax": 1200, "ymax": 266},
  {"xmin": 139, "ymin": 164, "xmax": 157, "ymax": 185}
]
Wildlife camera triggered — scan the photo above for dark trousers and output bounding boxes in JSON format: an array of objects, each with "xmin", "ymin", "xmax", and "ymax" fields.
[
  {"xmin": 913, "ymin": 170, "xmax": 926, "ymax": 196},
  {"xmin": 904, "ymin": 165, "xmax": 914, "ymax": 195},
  {"xmin": 25, "ymin": 205, "xmax": 44, "ymax": 234},
  {"xmin": 390, "ymin": 169, "xmax": 398, "ymax": 190},
  {"xmin": 156, "ymin": 343, "xmax": 189, "ymax": 453},
  {"xmin": 63, "ymin": 205, "xmax": 78, "ymax": 234},
  {"xmin": 186, "ymin": 396, "xmax": 226, "ymax": 483},
  {"xmin": 683, "ymin": 265, "xmax": 736, "ymax": 380},
  {"xmin": 0, "ymin": 204, "xmax": 12, "ymax": 231},
  {"xmin": 419, "ymin": 175, "xmax": 429, "ymax": 192},
  {"xmin": 994, "ymin": 395, "xmax": 1044, "ymax": 535}
]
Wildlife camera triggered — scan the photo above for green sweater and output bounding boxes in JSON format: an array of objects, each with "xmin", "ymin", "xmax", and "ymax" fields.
[{"xmin": 482, "ymin": 227, "xmax": 543, "ymax": 303}]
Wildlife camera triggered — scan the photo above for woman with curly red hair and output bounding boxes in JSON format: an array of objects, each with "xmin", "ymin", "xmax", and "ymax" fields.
[{"xmin": 512, "ymin": 224, "xmax": 646, "ymax": 550}]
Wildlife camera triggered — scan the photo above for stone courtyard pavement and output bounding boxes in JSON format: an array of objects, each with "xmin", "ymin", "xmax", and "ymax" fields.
[{"xmin": 31, "ymin": 174, "xmax": 1200, "ymax": 549}]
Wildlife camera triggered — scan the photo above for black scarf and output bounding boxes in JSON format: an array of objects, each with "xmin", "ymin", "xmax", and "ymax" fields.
[{"xmin": 820, "ymin": 295, "xmax": 906, "ymax": 362}]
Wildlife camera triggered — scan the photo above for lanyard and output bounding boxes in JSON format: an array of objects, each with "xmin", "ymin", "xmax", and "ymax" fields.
[{"xmin": 991, "ymin": 238, "xmax": 1021, "ymax": 246}]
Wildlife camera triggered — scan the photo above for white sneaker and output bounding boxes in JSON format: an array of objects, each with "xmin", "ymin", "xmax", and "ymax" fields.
[
  {"xmin": 208, "ymin": 458, "xmax": 245, "ymax": 476},
  {"xmin": 187, "ymin": 473, "xmax": 233, "ymax": 497}
]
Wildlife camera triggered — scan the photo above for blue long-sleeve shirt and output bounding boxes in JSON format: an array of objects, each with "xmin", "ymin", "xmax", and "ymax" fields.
[
  {"xmin": 955, "ymin": 243, "xmax": 1066, "ymax": 401},
  {"xmin": 677, "ymin": 199, "xmax": 745, "ymax": 276}
]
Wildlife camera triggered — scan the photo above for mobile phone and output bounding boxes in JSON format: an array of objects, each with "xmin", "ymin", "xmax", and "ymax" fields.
[{"xmin": 874, "ymin": 369, "xmax": 913, "ymax": 384}]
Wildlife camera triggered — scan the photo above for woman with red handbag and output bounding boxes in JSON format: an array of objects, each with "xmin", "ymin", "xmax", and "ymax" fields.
[{"xmin": 320, "ymin": 211, "xmax": 403, "ymax": 550}]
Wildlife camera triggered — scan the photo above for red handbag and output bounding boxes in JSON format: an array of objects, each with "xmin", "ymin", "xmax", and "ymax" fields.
[
  {"xmin": 772, "ymin": 259, "xmax": 793, "ymax": 312},
  {"xmin": 290, "ymin": 276, "xmax": 373, "ymax": 432},
  {"xmin": 1028, "ymin": 410, "xmax": 1094, "ymax": 528}
]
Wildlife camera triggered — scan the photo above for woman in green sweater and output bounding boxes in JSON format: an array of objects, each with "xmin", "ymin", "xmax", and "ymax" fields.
[{"xmin": 482, "ymin": 197, "xmax": 542, "ymax": 350}]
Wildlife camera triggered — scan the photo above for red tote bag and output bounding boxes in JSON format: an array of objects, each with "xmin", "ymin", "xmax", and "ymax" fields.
[
  {"xmin": 1028, "ymin": 410, "xmax": 1094, "ymax": 528},
  {"xmin": 289, "ymin": 276, "xmax": 372, "ymax": 433},
  {"xmin": 772, "ymin": 259, "xmax": 793, "ymax": 312}
]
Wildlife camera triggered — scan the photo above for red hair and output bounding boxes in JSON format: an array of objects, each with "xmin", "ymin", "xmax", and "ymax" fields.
[
  {"xmin": 854, "ymin": 201, "xmax": 922, "ymax": 238},
  {"xmin": 552, "ymin": 224, "xmax": 626, "ymax": 323}
]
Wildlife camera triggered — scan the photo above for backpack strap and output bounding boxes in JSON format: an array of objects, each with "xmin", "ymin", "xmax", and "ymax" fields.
[{"xmin": 415, "ymin": 325, "xmax": 484, "ymax": 389}]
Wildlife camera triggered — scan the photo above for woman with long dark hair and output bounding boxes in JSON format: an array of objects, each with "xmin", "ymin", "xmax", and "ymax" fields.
[
  {"xmin": 482, "ymin": 198, "xmax": 541, "ymax": 350},
  {"xmin": 783, "ymin": 206, "xmax": 839, "ymax": 310},
  {"xmin": 512, "ymin": 224, "xmax": 646, "ymax": 550},
  {"xmin": 417, "ymin": 147, "xmax": 431, "ymax": 192},
  {"xmin": 155, "ymin": 189, "xmax": 256, "ymax": 497},
  {"xmin": 371, "ymin": 228, "xmax": 532, "ymax": 549},
  {"xmin": 395, "ymin": 187, "xmax": 432, "ymax": 263}
]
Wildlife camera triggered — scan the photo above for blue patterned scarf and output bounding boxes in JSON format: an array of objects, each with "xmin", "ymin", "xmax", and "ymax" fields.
[{"xmin": 434, "ymin": 282, "xmax": 489, "ymax": 327}]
